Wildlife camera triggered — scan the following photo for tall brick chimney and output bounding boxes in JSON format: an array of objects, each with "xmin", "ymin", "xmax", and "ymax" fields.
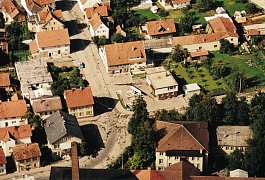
[{"xmin": 71, "ymin": 142, "xmax": 79, "ymax": 180}]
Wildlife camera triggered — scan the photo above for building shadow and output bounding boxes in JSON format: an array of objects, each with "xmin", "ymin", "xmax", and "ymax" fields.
[
  {"xmin": 81, "ymin": 124, "xmax": 104, "ymax": 157},
  {"xmin": 55, "ymin": 1, "xmax": 76, "ymax": 11},
  {"xmin": 93, "ymin": 97, "xmax": 118, "ymax": 115},
  {"xmin": 64, "ymin": 20, "xmax": 87, "ymax": 37},
  {"xmin": 70, "ymin": 39, "xmax": 91, "ymax": 53}
]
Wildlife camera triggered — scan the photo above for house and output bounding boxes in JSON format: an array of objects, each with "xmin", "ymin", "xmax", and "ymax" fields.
[
  {"xmin": 115, "ymin": 25, "xmax": 126, "ymax": 37},
  {"xmin": 145, "ymin": 67, "xmax": 178, "ymax": 100},
  {"xmin": 21, "ymin": 0, "xmax": 56, "ymax": 16},
  {"xmin": 216, "ymin": 126, "xmax": 253, "ymax": 155},
  {"xmin": 0, "ymin": 100, "xmax": 28, "ymax": 128},
  {"xmin": 206, "ymin": 17, "xmax": 239, "ymax": 46},
  {"xmin": 31, "ymin": 96, "xmax": 63, "ymax": 117},
  {"xmin": 172, "ymin": 32, "xmax": 226, "ymax": 52},
  {"xmin": 29, "ymin": 28, "xmax": 70, "ymax": 58},
  {"xmin": 64, "ymin": 87, "xmax": 94, "ymax": 118},
  {"xmin": 234, "ymin": 11, "xmax": 247, "ymax": 23},
  {"xmin": 189, "ymin": 50, "xmax": 209, "ymax": 62},
  {"xmin": 28, "ymin": 6, "xmax": 64, "ymax": 32},
  {"xmin": 0, "ymin": 148, "xmax": 7, "ymax": 175},
  {"xmin": 0, "ymin": 125, "xmax": 32, "ymax": 157},
  {"xmin": 183, "ymin": 83, "xmax": 201, "ymax": 97},
  {"xmin": 144, "ymin": 38, "xmax": 173, "ymax": 53},
  {"xmin": 12, "ymin": 143, "xmax": 41, "ymax": 172},
  {"xmin": 89, "ymin": 13, "xmax": 110, "ymax": 39},
  {"xmin": 0, "ymin": 73, "xmax": 12, "ymax": 92},
  {"xmin": 159, "ymin": 0, "xmax": 191, "ymax": 10},
  {"xmin": 156, "ymin": 121, "xmax": 209, "ymax": 172},
  {"xmin": 43, "ymin": 110, "xmax": 83, "ymax": 158},
  {"xmin": 77, "ymin": 0, "xmax": 110, "ymax": 15},
  {"xmin": 141, "ymin": 19, "xmax": 176, "ymax": 39},
  {"xmin": 15, "ymin": 60, "xmax": 53, "ymax": 100},
  {"xmin": 2, "ymin": 0, "xmax": 26, "ymax": 24},
  {"xmin": 85, "ymin": 3, "xmax": 109, "ymax": 20},
  {"xmin": 99, "ymin": 41, "xmax": 147, "ymax": 74},
  {"xmin": 243, "ymin": 21, "xmax": 265, "ymax": 40}
]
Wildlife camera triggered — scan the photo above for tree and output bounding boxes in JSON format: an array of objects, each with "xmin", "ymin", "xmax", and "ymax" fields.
[
  {"xmin": 51, "ymin": 77, "xmax": 68, "ymax": 96},
  {"xmin": 209, "ymin": 64, "xmax": 231, "ymax": 80},
  {"xmin": 225, "ymin": 70, "xmax": 247, "ymax": 93},
  {"xmin": 79, "ymin": 141, "xmax": 88, "ymax": 156},
  {"xmin": 246, "ymin": 3, "xmax": 261, "ymax": 14},
  {"xmin": 220, "ymin": 39, "xmax": 234, "ymax": 54},
  {"xmin": 178, "ymin": 12, "xmax": 196, "ymax": 35},
  {"xmin": 23, "ymin": 112, "xmax": 42, "ymax": 128},
  {"xmin": 128, "ymin": 96, "xmax": 149, "ymax": 135},
  {"xmin": 228, "ymin": 149, "xmax": 245, "ymax": 170},
  {"xmin": 155, "ymin": 109, "xmax": 181, "ymax": 121},
  {"xmin": 111, "ymin": 34, "xmax": 126, "ymax": 43},
  {"xmin": 171, "ymin": 45, "xmax": 188, "ymax": 62},
  {"xmin": 187, "ymin": 94, "xmax": 221, "ymax": 125},
  {"xmin": 197, "ymin": 0, "xmax": 215, "ymax": 11},
  {"xmin": 157, "ymin": 9, "xmax": 169, "ymax": 18}
]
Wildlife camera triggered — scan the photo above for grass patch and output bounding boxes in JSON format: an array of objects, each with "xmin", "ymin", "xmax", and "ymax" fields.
[
  {"xmin": 222, "ymin": 0, "xmax": 248, "ymax": 15},
  {"xmin": 211, "ymin": 51, "xmax": 265, "ymax": 86},
  {"xmin": 134, "ymin": 9, "xmax": 160, "ymax": 21},
  {"xmin": 168, "ymin": 61, "xmax": 229, "ymax": 92}
]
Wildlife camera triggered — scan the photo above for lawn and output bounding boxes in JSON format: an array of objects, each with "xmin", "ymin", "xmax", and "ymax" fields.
[
  {"xmin": 168, "ymin": 61, "xmax": 230, "ymax": 93},
  {"xmin": 211, "ymin": 51, "xmax": 265, "ymax": 86},
  {"xmin": 222, "ymin": 0, "xmax": 248, "ymax": 15},
  {"xmin": 133, "ymin": 9, "xmax": 159, "ymax": 21}
]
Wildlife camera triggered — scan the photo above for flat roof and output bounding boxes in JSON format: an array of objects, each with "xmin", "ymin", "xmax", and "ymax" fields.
[
  {"xmin": 148, "ymin": 71, "xmax": 178, "ymax": 89},
  {"xmin": 145, "ymin": 66, "xmax": 166, "ymax": 75},
  {"xmin": 183, "ymin": 83, "xmax": 201, "ymax": 92}
]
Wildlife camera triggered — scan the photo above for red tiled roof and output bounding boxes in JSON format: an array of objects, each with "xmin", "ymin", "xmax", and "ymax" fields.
[
  {"xmin": 85, "ymin": 3, "xmax": 108, "ymax": 19},
  {"xmin": 0, "ymin": 148, "xmax": 6, "ymax": 165},
  {"xmin": 0, "ymin": 100, "xmax": 27, "ymax": 119},
  {"xmin": 29, "ymin": 39, "xmax": 39, "ymax": 54},
  {"xmin": 156, "ymin": 121, "xmax": 209, "ymax": 152},
  {"xmin": 208, "ymin": 17, "xmax": 239, "ymax": 38},
  {"xmin": 33, "ymin": 0, "xmax": 56, "ymax": 5},
  {"xmin": 172, "ymin": 32, "xmax": 227, "ymax": 46},
  {"xmin": 35, "ymin": 28, "xmax": 70, "ymax": 48},
  {"xmin": 2, "ymin": 0, "xmax": 20, "ymax": 19},
  {"xmin": 146, "ymin": 19, "xmax": 176, "ymax": 36},
  {"xmin": 172, "ymin": 0, "xmax": 191, "ymax": 4},
  {"xmin": 104, "ymin": 41, "xmax": 146, "ymax": 66},
  {"xmin": 131, "ymin": 169, "xmax": 165, "ymax": 180},
  {"xmin": 12, "ymin": 143, "xmax": 41, "ymax": 161},
  {"xmin": 0, "ymin": 125, "xmax": 32, "ymax": 142},
  {"xmin": 64, "ymin": 87, "xmax": 94, "ymax": 109},
  {"xmin": 190, "ymin": 50, "xmax": 209, "ymax": 58},
  {"xmin": 190, "ymin": 177, "xmax": 265, "ymax": 180},
  {"xmin": 32, "ymin": 96, "xmax": 62, "ymax": 113},
  {"xmin": 0, "ymin": 73, "xmax": 10, "ymax": 87}
]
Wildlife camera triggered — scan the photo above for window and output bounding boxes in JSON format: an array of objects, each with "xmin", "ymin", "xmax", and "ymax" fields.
[
  {"xmin": 26, "ymin": 159, "xmax": 30, "ymax": 162},
  {"xmin": 226, "ymin": 147, "xmax": 228, "ymax": 150},
  {"xmin": 192, "ymin": 157, "xmax": 194, "ymax": 160},
  {"xmin": 159, "ymin": 152, "xmax": 163, "ymax": 155},
  {"xmin": 231, "ymin": 38, "xmax": 233, "ymax": 41},
  {"xmin": 199, "ymin": 47, "xmax": 202, "ymax": 50},
  {"xmin": 159, "ymin": 159, "xmax": 163, "ymax": 164},
  {"xmin": 175, "ymin": 156, "xmax": 178, "ymax": 160},
  {"xmin": 33, "ymin": 157, "xmax": 37, "ymax": 161},
  {"xmin": 197, "ymin": 157, "xmax": 200, "ymax": 160},
  {"xmin": 231, "ymin": 147, "xmax": 233, "ymax": 150},
  {"xmin": 214, "ymin": 45, "xmax": 218, "ymax": 48},
  {"xmin": 12, "ymin": 121, "xmax": 16, "ymax": 124}
]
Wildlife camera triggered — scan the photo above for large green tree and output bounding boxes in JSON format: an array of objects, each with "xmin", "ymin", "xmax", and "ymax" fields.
[
  {"xmin": 171, "ymin": 45, "xmax": 188, "ymax": 62},
  {"xmin": 197, "ymin": 0, "xmax": 216, "ymax": 11},
  {"xmin": 228, "ymin": 149, "xmax": 245, "ymax": 170},
  {"xmin": 187, "ymin": 94, "xmax": 221, "ymax": 125},
  {"xmin": 221, "ymin": 92, "xmax": 249, "ymax": 125},
  {"xmin": 178, "ymin": 12, "xmax": 196, "ymax": 35}
]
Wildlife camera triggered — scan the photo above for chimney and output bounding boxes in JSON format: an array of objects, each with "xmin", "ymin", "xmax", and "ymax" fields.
[{"xmin": 71, "ymin": 142, "xmax": 79, "ymax": 180}]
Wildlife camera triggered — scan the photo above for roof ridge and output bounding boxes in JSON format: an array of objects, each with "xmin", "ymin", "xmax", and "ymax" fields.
[{"xmin": 182, "ymin": 125, "xmax": 206, "ymax": 150}]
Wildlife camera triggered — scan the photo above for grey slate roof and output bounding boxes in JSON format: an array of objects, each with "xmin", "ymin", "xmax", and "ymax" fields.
[{"xmin": 44, "ymin": 110, "xmax": 83, "ymax": 144}]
